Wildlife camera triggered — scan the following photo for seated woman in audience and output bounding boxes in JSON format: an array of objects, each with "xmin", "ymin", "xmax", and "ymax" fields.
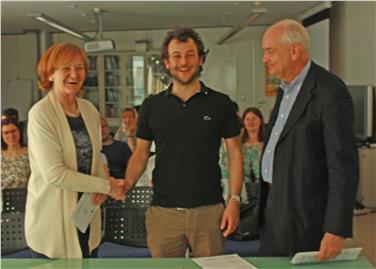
[
  {"xmin": 220, "ymin": 107, "xmax": 265, "ymax": 239},
  {"xmin": 240, "ymin": 107, "xmax": 265, "ymax": 200},
  {"xmin": 1, "ymin": 118, "xmax": 30, "ymax": 190},
  {"xmin": 221, "ymin": 107, "xmax": 265, "ymax": 203},
  {"xmin": 25, "ymin": 43, "xmax": 125, "ymax": 259}
]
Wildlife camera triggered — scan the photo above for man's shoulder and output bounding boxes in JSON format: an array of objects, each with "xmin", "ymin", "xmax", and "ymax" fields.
[
  {"xmin": 311, "ymin": 62, "xmax": 346, "ymax": 90},
  {"xmin": 309, "ymin": 62, "xmax": 350, "ymax": 105},
  {"xmin": 203, "ymin": 85, "xmax": 232, "ymax": 103},
  {"xmin": 145, "ymin": 91, "xmax": 168, "ymax": 103}
]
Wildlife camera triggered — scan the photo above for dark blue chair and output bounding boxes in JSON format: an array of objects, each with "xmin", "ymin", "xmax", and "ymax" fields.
[{"xmin": 225, "ymin": 239, "xmax": 260, "ymax": 257}]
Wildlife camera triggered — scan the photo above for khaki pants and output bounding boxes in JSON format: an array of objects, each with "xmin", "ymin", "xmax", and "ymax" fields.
[{"xmin": 145, "ymin": 203, "xmax": 225, "ymax": 257}]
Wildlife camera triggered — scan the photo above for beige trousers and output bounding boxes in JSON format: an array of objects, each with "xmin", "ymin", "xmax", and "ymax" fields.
[{"xmin": 145, "ymin": 203, "xmax": 225, "ymax": 257}]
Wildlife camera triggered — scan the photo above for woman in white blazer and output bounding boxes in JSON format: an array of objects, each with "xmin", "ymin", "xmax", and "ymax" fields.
[{"xmin": 25, "ymin": 43, "xmax": 125, "ymax": 259}]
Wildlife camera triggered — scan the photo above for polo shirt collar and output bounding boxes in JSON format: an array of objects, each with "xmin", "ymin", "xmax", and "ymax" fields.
[{"xmin": 165, "ymin": 81, "xmax": 209, "ymax": 98}]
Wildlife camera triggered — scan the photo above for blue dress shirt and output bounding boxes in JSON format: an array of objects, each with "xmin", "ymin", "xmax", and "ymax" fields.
[{"xmin": 261, "ymin": 60, "xmax": 312, "ymax": 183}]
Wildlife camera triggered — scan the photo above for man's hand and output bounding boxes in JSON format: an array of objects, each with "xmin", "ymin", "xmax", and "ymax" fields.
[
  {"xmin": 123, "ymin": 178, "xmax": 135, "ymax": 194},
  {"xmin": 316, "ymin": 232, "xmax": 344, "ymax": 261},
  {"xmin": 109, "ymin": 177, "xmax": 126, "ymax": 201},
  {"xmin": 91, "ymin": 193, "xmax": 108, "ymax": 205},
  {"xmin": 220, "ymin": 199, "xmax": 240, "ymax": 237}
]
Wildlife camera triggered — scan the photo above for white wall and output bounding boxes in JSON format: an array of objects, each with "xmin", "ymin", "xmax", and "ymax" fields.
[
  {"xmin": 330, "ymin": 1, "xmax": 376, "ymax": 85},
  {"xmin": 1, "ymin": 33, "xmax": 39, "ymax": 120},
  {"xmin": 307, "ymin": 18, "xmax": 330, "ymax": 70}
]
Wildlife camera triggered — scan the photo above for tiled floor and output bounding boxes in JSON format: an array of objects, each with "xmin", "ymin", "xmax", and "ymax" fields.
[{"xmin": 345, "ymin": 212, "xmax": 376, "ymax": 266}]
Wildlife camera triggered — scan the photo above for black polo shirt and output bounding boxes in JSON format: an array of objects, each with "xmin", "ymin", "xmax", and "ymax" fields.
[{"xmin": 137, "ymin": 82, "xmax": 240, "ymax": 208}]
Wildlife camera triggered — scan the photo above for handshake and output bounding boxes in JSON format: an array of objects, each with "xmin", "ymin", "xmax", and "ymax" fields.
[
  {"xmin": 91, "ymin": 177, "xmax": 133, "ymax": 205},
  {"xmin": 108, "ymin": 177, "xmax": 134, "ymax": 201}
]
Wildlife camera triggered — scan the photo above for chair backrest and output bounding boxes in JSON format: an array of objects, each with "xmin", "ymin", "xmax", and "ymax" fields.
[
  {"xmin": 1, "ymin": 212, "xmax": 27, "ymax": 255},
  {"xmin": 104, "ymin": 186, "xmax": 153, "ymax": 208},
  {"xmin": 103, "ymin": 207, "xmax": 148, "ymax": 248},
  {"xmin": 103, "ymin": 186, "xmax": 152, "ymax": 247},
  {"xmin": 2, "ymin": 188, "xmax": 27, "ymax": 213}
]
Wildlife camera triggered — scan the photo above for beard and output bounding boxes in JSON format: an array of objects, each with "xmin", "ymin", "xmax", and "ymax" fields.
[{"xmin": 168, "ymin": 65, "xmax": 201, "ymax": 85}]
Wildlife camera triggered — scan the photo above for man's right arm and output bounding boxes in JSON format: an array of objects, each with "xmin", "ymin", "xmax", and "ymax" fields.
[{"xmin": 123, "ymin": 138, "xmax": 152, "ymax": 192}]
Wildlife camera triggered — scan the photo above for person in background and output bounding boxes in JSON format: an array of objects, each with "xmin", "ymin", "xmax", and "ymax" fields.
[
  {"xmin": 123, "ymin": 27, "xmax": 244, "ymax": 258},
  {"xmin": 219, "ymin": 101, "xmax": 241, "ymax": 202},
  {"xmin": 100, "ymin": 152, "xmax": 110, "ymax": 177},
  {"xmin": 1, "ymin": 118, "xmax": 30, "ymax": 190},
  {"xmin": 25, "ymin": 43, "xmax": 125, "ymax": 259},
  {"xmin": 221, "ymin": 107, "xmax": 265, "ymax": 240},
  {"xmin": 2, "ymin": 107, "xmax": 28, "ymax": 145},
  {"xmin": 100, "ymin": 116, "xmax": 132, "ymax": 179},
  {"xmin": 114, "ymin": 107, "xmax": 137, "ymax": 151},
  {"xmin": 222, "ymin": 107, "xmax": 265, "ymax": 203},
  {"xmin": 240, "ymin": 107, "xmax": 265, "ymax": 186},
  {"xmin": 259, "ymin": 19, "xmax": 358, "ymax": 260}
]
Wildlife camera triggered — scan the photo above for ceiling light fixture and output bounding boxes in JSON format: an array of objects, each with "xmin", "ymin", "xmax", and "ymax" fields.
[
  {"xmin": 28, "ymin": 13, "xmax": 93, "ymax": 41},
  {"xmin": 216, "ymin": 7, "xmax": 267, "ymax": 45}
]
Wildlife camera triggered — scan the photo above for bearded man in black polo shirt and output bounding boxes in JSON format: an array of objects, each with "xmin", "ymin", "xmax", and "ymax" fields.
[{"xmin": 123, "ymin": 27, "xmax": 244, "ymax": 257}]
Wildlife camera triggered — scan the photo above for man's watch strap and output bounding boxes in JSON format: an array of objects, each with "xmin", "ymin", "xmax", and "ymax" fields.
[{"xmin": 229, "ymin": 195, "xmax": 241, "ymax": 202}]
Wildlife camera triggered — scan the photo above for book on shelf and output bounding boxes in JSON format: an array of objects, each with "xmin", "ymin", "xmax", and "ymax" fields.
[
  {"xmin": 105, "ymin": 73, "xmax": 120, "ymax": 86},
  {"xmin": 84, "ymin": 76, "xmax": 98, "ymax": 87},
  {"xmin": 88, "ymin": 56, "xmax": 97, "ymax": 70},
  {"xmin": 105, "ymin": 88, "xmax": 120, "ymax": 102},
  {"xmin": 105, "ymin": 56, "xmax": 120, "ymax": 70}
]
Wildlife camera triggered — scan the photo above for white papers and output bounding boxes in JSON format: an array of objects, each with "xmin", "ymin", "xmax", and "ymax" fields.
[
  {"xmin": 193, "ymin": 254, "xmax": 258, "ymax": 269},
  {"xmin": 70, "ymin": 193, "xmax": 99, "ymax": 233},
  {"xmin": 290, "ymin": 247, "xmax": 362, "ymax": 264}
]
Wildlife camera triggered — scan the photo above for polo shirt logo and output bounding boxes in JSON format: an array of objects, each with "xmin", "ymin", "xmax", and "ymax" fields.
[{"xmin": 203, "ymin": 115, "xmax": 212, "ymax": 121}]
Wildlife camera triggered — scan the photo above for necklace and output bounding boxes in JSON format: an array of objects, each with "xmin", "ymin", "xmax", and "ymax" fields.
[{"xmin": 64, "ymin": 109, "xmax": 80, "ymax": 118}]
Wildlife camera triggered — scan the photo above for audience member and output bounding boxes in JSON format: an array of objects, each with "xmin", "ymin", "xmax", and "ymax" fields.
[
  {"xmin": 219, "ymin": 101, "xmax": 242, "ymax": 201},
  {"xmin": 221, "ymin": 107, "xmax": 265, "ymax": 240},
  {"xmin": 100, "ymin": 116, "xmax": 132, "ymax": 179},
  {"xmin": 1, "ymin": 118, "xmax": 30, "ymax": 190},
  {"xmin": 114, "ymin": 107, "xmax": 137, "ymax": 151},
  {"xmin": 25, "ymin": 43, "xmax": 125, "ymax": 259},
  {"xmin": 123, "ymin": 27, "xmax": 244, "ymax": 258},
  {"xmin": 2, "ymin": 107, "xmax": 28, "ymax": 145}
]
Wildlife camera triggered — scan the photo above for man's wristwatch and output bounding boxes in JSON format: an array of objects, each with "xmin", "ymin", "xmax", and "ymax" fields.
[{"xmin": 229, "ymin": 195, "xmax": 241, "ymax": 202}]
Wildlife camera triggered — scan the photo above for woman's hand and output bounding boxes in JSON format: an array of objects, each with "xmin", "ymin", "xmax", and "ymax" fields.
[{"xmin": 91, "ymin": 193, "xmax": 108, "ymax": 205}]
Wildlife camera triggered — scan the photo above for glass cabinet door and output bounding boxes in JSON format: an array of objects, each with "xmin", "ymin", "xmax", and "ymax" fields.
[
  {"xmin": 104, "ymin": 55, "xmax": 122, "ymax": 118},
  {"xmin": 82, "ymin": 52, "xmax": 170, "ymax": 126},
  {"xmin": 125, "ymin": 54, "xmax": 145, "ymax": 106},
  {"xmin": 146, "ymin": 53, "xmax": 170, "ymax": 95},
  {"xmin": 83, "ymin": 56, "xmax": 99, "ymax": 109}
]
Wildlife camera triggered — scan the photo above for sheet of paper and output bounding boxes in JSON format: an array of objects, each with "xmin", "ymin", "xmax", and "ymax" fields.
[
  {"xmin": 70, "ymin": 192, "xmax": 99, "ymax": 233},
  {"xmin": 290, "ymin": 247, "xmax": 362, "ymax": 264},
  {"xmin": 193, "ymin": 254, "xmax": 258, "ymax": 269}
]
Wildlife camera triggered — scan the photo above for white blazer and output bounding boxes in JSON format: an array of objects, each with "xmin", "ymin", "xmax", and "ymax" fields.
[{"xmin": 25, "ymin": 90, "xmax": 110, "ymax": 258}]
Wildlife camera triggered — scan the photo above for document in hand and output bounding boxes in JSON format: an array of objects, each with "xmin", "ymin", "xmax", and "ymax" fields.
[
  {"xmin": 193, "ymin": 254, "xmax": 258, "ymax": 269},
  {"xmin": 290, "ymin": 247, "xmax": 363, "ymax": 264},
  {"xmin": 71, "ymin": 192, "xmax": 100, "ymax": 233}
]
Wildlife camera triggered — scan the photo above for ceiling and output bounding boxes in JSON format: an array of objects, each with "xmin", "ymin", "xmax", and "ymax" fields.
[{"xmin": 2, "ymin": 1, "xmax": 321, "ymax": 36}]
